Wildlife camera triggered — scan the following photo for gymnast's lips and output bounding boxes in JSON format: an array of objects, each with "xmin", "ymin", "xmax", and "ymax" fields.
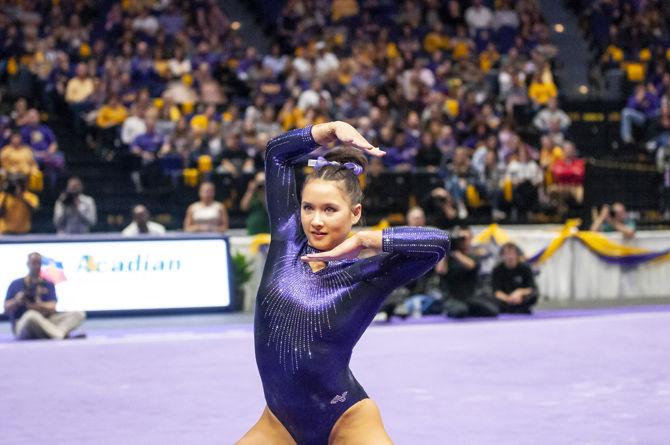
[{"xmin": 311, "ymin": 231, "xmax": 328, "ymax": 239}]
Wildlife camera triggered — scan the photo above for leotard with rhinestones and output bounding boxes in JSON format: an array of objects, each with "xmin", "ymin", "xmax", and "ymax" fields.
[{"xmin": 254, "ymin": 126, "xmax": 450, "ymax": 444}]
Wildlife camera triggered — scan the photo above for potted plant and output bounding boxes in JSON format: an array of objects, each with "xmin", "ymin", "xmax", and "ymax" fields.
[{"xmin": 231, "ymin": 251, "xmax": 253, "ymax": 311}]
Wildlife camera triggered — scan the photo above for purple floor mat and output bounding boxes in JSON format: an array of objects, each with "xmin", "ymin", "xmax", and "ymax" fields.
[{"xmin": 1, "ymin": 307, "xmax": 668, "ymax": 444}]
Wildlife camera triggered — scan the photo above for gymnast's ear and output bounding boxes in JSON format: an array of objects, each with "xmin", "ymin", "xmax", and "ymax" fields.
[{"xmin": 351, "ymin": 203, "xmax": 362, "ymax": 225}]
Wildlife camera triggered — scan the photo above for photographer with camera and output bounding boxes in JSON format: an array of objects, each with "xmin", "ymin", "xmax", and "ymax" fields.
[
  {"xmin": 53, "ymin": 176, "xmax": 97, "ymax": 234},
  {"xmin": 240, "ymin": 172, "xmax": 269, "ymax": 235},
  {"xmin": 590, "ymin": 202, "xmax": 636, "ymax": 240},
  {"xmin": 439, "ymin": 226, "xmax": 499, "ymax": 319},
  {"xmin": 0, "ymin": 172, "xmax": 39, "ymax": 234},
  {"xmin": 4, "ymin": 252, "xmax": 85, "ymax": 340},
  {"xmin": 421, "ymin": 187, "xmax": 461, "ymax": 229}
]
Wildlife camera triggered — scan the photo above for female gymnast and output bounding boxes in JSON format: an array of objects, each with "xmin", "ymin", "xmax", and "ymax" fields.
[{"xmin": 237, "ymin": 121, "xmax": 450, "ymax": 444}]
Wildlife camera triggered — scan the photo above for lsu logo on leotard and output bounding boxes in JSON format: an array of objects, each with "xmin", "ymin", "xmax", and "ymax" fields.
[{"xmin": 330, "ymin": 391, "xmax": 348, "ymax": 404}]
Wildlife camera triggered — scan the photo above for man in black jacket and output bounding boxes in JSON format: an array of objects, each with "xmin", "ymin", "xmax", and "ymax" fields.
[
  {"xmin": 491, "ymin": 242, "xmax": 538, "ymax": 314},
  {"xmin": 441, "ymin": 226, "xmax": 499, "ymax": 318}
]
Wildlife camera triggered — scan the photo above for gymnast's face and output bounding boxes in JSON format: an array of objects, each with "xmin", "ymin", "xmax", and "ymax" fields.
[{"xmin": 301, "ymin": 179, "xmax": 361, "ymax": 251}]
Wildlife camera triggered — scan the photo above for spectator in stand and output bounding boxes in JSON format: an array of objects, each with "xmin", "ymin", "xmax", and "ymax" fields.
[
  {"xmin": 620, "ymin": 83, "xmax": 661, "ymax": 145},
  {"xmin": 528, "ymin": 72, "xmax": 558, "ymax": 109},
  {"xmin": 121, "ymin": 105, "xmax": 147, "ymax": 147},
  {"xmin": 465, "ymin": 0, "xmax": 493, "ymax": 35},
  {"xmin": 1, "ymin": 132, "xmax": 39, "ymax": 178},
  {"xmin": 20, "ymin": 109, "xmax": 63, "ymax": 187},
  {"xmin": 53, "ymin": 177, "xmax": 97, "ymax": 234},
  {"xmin": 440, "ymin": 226, "xmax": 498, "ymax": 319},
  {"xmin": 406, "ymin": 206, "xmax": 426, "ymax": 227},
  {"xmin": 505, "ymin": 147, "xmax": 543, "ymax": 221},
  {"xmin": 443, "ymin": 147, "xmax": 483, "ymax": 219},
  {"xmin": 218, "ymin": 133, "xmax": 254, "ymax": 176},
  {"xmin": 533, "ymin": 97, "xmax": 571, "ymax": 145},
  {"xmin": 65, "ymin": 62, "xmax": 95, "ymax": 138},
  {"xmin": 95, "ymin": 94, "xmax": 128, "ymax": 159},
  {"xmin": 4, "ymin": 252, "xmax": 86, "ymax": 340},
  {"xmin": 130, "ymin": 110, "xmax": 166, "ymax": 192},
  {"xmin": 590, "ymin": 202, "xmax": 636, "ymax": 240},
  {"xmin": 480, "ymin": 149, "xmax": 506, "ymax": 221},
  {"xmin": 122, "ymin": 204, "xmax": 166, "ymax": 236},
  {"xmin": 0, "ymin": 173, "xmax": 39, "ymax": 234},
  {"xmin": 415, "ymin": 132, "xmax": 442, "ymax": 172},
  {"xmin": 11, "ymin": 98, "xmax": 31, "ymax": 127},
  {"xmin": 384, "ymin": 130, "xmax": 417, "ymax": 172},
  {"xmin": 491, "ymin": 242, "xmax": 538, "ymax": 314},
  {"xmin": 550, "ymin": 140, "xmax": 585, "ymax": 208},
  {"xmin": 240, "ymin": 172, "xmax": 270, "ymax": 235},
  {"xmin": 183, "ymin": 181, "xmax": 228, "ymax": 233},
  {"xmin": 422, "ymin": 187, "xmax": 460, "ymax": 229}
]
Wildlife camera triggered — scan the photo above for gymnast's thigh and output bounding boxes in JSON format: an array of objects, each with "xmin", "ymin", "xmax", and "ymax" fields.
[
  {"xmin": 236, "ymin": 406, "xmax": 297, "ymax": 445},
  {"xmin": 329, "ymin": 399, "xmax": 393, "ymax": 445}
]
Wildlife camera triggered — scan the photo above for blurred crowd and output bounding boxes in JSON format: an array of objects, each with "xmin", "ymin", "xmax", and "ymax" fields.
[
  {"xmin": 0, "ymin": 0, "xmax": 590, "ymax": 235},
  {"xmin": 573, "ymin": 0, "xmax": 670, "ymax": 215}
]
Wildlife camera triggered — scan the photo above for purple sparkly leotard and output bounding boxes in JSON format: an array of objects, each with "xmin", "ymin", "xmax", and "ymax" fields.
[{"xmin": 255, "ymin": 126, "xmax": 450, "ymax": 444}]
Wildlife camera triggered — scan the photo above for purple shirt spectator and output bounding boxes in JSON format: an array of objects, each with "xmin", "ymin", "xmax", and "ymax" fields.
[
  {"xmin": 20, "ymin": 123, "xmax": 57, "ymax": 153},
  {"xmin": 626, "ymin": 91, "xmax": 660, "ymax": 117},
  {"xmin": 159, "ymin": 9, "xmax": 185, "ymax": 35},
  {"xmin": 384, "ymin": 145, "xmax": 418, "ymax": 170},
  {"xmin": 132, "ymin": 132, "xmax": 164, "ymax": 155}
]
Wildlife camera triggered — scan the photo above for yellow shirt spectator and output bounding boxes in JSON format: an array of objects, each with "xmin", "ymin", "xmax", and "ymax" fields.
[
  {"xmin": 1, "ymin": 143, "xmax": 38, "ymax": 176},
  {"xmin": 96, "ymin": 104, "xmax": 129, "ymax": 128},
  {"xmin": 452, "ymin": 38, "xmax": 471, "ymax": 60},
  {"xmin": 540, "ymin": 145, "xmax": 564, "ymax": 168},
  {"xmin": 332, "ymin": 0, "xmax": 359, "ymax": 22},
  {"xmin": 386, "ymin": 42, "xmax": 400, "ymax": 59},
  {"xmin": 190, "ymin": 114, "xmax": 209, "ymax": 132},
  {"xmin": 479, "ymin": 48, "xmax": 500, "ymax": 73},
  {"xmin": 528, "ymin": 78, "xmax": 558, "ymax": 106},
  {"xmin": 424, "ymin": 32, "xmax": 450, "ymax": 54},
  {"xmin": 0, "ymin": 190, "xmax": 39, "ymax": 234},
  {"xmin": 65, "ymin": 76, "xmax": 95, "ymax": 103}
]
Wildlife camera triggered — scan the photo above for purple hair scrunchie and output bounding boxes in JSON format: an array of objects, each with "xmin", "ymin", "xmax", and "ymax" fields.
[{"xmin": 308, "ymin": 156, "xmax": 363, "ymax": 176}]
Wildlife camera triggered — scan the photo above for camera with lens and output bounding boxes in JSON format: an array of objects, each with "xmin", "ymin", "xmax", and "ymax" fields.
[
  {"xmin": 23, "ymin": 282, "xmax": 37, "ymax": 303},
  {"xmin": 1, "ymin": 173, "xmax": 25, "ymax": 195},
  {"xmin": 450, "ymin": 226, "xmax": 470, "ymax": 252},
  {"xmin": 62, "ymin": 191, "xmax": 79, "ymax": 206}
]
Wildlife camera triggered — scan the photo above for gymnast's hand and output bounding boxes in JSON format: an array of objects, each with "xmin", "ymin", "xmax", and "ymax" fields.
[
  {"xmin": 301, "ymin": 231, "xmax": 382, "ymax": 262},
  {"xmin": 311, "ymin": 121, "xmax": 385, "ymax": 157}
]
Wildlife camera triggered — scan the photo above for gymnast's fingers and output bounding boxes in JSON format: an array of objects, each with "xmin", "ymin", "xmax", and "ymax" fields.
[
  {"xmin": 343, "ymin": 138, "xmax": 385, "ymax": 157},
  {"xmin": 301, "ymin": 253, "xmax": 335, "ymax": 262}
]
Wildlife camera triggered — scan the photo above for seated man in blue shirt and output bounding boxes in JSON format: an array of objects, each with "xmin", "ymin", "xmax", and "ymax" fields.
[{"xmin": 4, "ymin": 252, "xmax": 86, "ymax": 340}]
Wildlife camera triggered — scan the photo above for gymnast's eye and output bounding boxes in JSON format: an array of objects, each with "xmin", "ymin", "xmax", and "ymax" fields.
[
  {"xmin": 325, "ymin": 206, "xmax": 337, "ymax": 213},
  {"xmin": 302, "ymin": 203, "xmax": 313, "ymax": 211}
]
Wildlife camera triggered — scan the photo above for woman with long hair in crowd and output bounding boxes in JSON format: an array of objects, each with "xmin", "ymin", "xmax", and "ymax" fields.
[{"xmin": 237, "ymin": 121, "xmax": 450, "ymax": 444}]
